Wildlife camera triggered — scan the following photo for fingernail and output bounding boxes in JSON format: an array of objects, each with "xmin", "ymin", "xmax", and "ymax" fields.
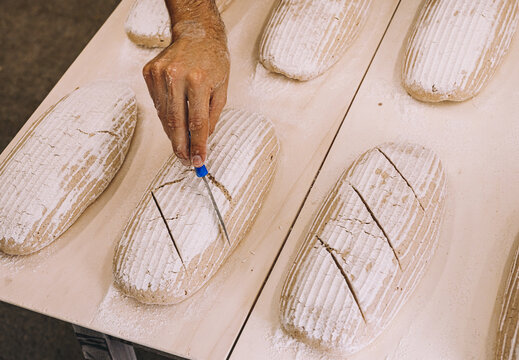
[{"xmin": 192, "ymin": 155, "xmax": 202, "ymax": 167}]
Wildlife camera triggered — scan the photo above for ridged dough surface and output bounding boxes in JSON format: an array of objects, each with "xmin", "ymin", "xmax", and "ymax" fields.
[
  {"xmin": 496, "ymin": 244, "xmax": 519, "ymax": 359},
  {"xmin": 125, "ymin": 0, "xmax": 233, "ymax": 48},
  {"xmin": 403, "ymin": 0, "xmax": 519, "ymax": 102},
  {"xmin": 280, "ymin": 143, "xmax": 446, "ymax": 354},
  {"xmin": 0, "ymin": 81, "xmax": 137, "ymax": 255},
  {"xmin": 259, "ymin": 0, "xmax": 373, "ymax": 81},
  {"xmin": 113, "ymin": 109, "xmax": 279, "ymax": 304}
]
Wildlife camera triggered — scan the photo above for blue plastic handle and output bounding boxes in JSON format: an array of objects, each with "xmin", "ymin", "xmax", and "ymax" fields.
[{"xmin": 195, "ymin": 165, "xmax": 208, "ymax": 178}]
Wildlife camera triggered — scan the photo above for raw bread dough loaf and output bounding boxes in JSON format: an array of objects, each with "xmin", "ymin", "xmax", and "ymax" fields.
[
  {"xmin": 113, "ymin": 109, "xmax": 279, "ymax": 304},
  {"xmin": 280, "ymin": 143, "xmax": 446, "ymax": 354},
  {"xmin": 402, "ymin": 0, "xmax": 519, "ymax": 102},
  {"xmin": 0, "ymin": 81, "xmax": 137, "ymax": 255},
  {"xmin": 496, "ymin": 243, "xmax": 519, "ymax": 359},
  {"xmin": 125, "ymin": 0, "xmax": 233, "ymax": 48},
  {"xmin": 259, "ymin": 0, "xmax": 373, "ymax": 81}
]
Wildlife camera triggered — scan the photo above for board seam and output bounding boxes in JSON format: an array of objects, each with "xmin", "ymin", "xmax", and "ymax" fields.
[{"xmin": 225, "ymin": 1, "xmax": 403, "ymax": 357}]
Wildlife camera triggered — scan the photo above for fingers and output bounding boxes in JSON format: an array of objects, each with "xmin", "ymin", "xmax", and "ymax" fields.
[
  {"xmin": 165, "ymin": 68, "xmax": 190, "ymax": 165},
  {"xmin": 209, "ymin": 80, "xmax": 228, "ymax": 136},
  {"xmin": 187, "ymin": 71, "xmax": 211, "ymax": 167},
  {"xmin": 144, "ymin": 57, "xmax": 192, "ymax": 166},
  {"xmin": 143, "ymin": 45, "xmax": 228, "ymax": 168},
  {"xmin": 142, "ymin": 59, "xmax": 155, "ymax": 97},
  {"xmin": 143, "ymin": 58, "xmax": 168, "ymax": 127}
]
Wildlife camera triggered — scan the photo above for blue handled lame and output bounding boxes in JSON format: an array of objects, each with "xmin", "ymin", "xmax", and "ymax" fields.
[{"xmin": 195, "ymin": 165, "xmax": 231, "ymax": 246}]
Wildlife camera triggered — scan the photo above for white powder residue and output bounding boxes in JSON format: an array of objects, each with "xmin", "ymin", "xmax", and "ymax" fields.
[
  {"xmin": 91, "ymin": 269, "xmax": 231, "ymax": 343},
  {"xmin": 0, "ymin": 253, "xmax": 27, "ymax": 274},
  {"xmin": 91, "ymin": 284, "xmax": 168, "ymax": 338},
  {"xmin": 117, "ymin": 38, "xmax": 162, "ymax": 73},
  {"xmin": 0, "ymin": 239, "xmax": 58, "ymax": 278},
  {"xmin": 247, "ymin": 63, "xmax": 294, "ymax": 97},
  {"xmin": 367, "ymin": 79, "xmax": 425, "ymax": 121},
  {"xmin": 266, "ymin": 327, "xmax": 336, "ymax": 360}
]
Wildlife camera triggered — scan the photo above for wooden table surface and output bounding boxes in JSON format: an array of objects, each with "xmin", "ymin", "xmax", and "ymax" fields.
[
  {"xmin": 1, "ymin": 0, "xmax": 518, "ymax": 359},
  {"xmin": 231, "ymin": 0, "xmax": 519, "ymax": 359}
]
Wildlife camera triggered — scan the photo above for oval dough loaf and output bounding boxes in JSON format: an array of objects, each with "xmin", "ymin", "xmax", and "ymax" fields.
[
  {"xmin": 125, "ymin": 0, "xmax": 233, "ymax": 48},
  {"xmin": 280, "ymin": 143, "xmax": 446, "ymax": 354},
  {"xmin": 496, "ymin": 244, "xmax": 519, "ymax": 359},
  {"xmin": 259, "ymin": 0, "xmax": 373, "ymax": 81},
  {"xmin": 0, "ymin": 81, "xmax": 137, "ymax": 255},
  {"xmin": 402, "ymin": 0, "xmax": 519, "ymax": 102},
  {"xmin": 113, "ymin": 109, "xmax": 279, "ymax": 304}
]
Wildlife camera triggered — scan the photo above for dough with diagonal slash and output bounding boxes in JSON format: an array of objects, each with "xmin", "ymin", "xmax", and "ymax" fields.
[
  {"xmin": 113, "ymin": 108, "xmax": 279, "ymax": 304},
  {"xmin": 280, "ymin": 143, "xmax": 446, "ymax": 355}
]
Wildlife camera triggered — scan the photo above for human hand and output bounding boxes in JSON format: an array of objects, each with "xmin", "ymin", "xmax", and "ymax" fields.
[{"xmin": 143, "ymin": 3, "xmax": 229, "ymax": 167}]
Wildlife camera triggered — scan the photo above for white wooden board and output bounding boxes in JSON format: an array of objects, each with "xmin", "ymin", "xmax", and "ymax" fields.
[
  {"xmin": 230, "ymin": 0, "xmax": 519, "ymax": 359},
  {"xmin": 0, "ymin": 0, "xmax": 399, "ymax": 358}
]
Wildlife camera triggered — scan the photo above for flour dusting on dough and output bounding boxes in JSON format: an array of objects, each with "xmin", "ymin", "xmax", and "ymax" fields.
[
  {"xmin": 403, "ymin": 0, "xmax": 519, "ymax": 102},
  {"xmin": 0, "ymin": 81, "xmax": 137, "ymax": 255}
]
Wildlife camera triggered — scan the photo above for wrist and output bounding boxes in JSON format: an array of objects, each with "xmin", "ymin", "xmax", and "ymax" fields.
[{"xmin": 166, "ymin": 1, "xmax": 226, "ymax": 41}]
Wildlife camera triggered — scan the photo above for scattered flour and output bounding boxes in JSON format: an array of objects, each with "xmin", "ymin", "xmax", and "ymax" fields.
[
  {"xmin": 367, "ymin": 79, "xmax": 425, "ymax": 122},
  {"xmin": 248, "ymin": 63, "xmax": 294, "ymax": 95},
  {"xmin": 267, "ymin": 327, "xmax": 338, "ymax": 360},
  {"xmin": 90, "ymin": 284, "xmax": 169, "ymax": 339}
]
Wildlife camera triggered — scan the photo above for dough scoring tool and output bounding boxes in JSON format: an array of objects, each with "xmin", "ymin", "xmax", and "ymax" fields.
[
  {"xmin": 150, "ymin": 190, "xmax": 186, "ymax": 270},
  {"xmin": 195, "ymin": 165, "xmax": 231, "ymax": 246}
]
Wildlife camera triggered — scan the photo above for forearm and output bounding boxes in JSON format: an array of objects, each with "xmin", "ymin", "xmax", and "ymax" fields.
[{"xmin": 165, "ymin": 0, "xmax": 226, "ymax": 41}]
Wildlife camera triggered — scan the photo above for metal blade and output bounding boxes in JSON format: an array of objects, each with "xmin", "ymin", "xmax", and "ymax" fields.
[
  {"xmin": 202, "ymin": 177, "xmax": 231, "ymax": 246},
  {"xmin": 151, "ymin": 190, "xmax": 186, "ymax": 270}
]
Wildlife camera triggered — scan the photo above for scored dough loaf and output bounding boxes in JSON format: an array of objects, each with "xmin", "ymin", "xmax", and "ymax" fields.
[
  {"xmin": 113, "ymin": 109, "xmax": 279, "ymax": 304},
  {"xmin": 259, "ymin": 0, "xmax": 373, "ymax": 81},
  {"xmin": 0, "ymin": 81, "xmax": 137, "ymax": 255},
  {"xmin": 125, "ymin": 0, "xmax": 233, "ymax": 48},
  {"xmin": 280, "ymin": 143, "xmax": 446, "ymax": 355},
  {"xmin": 402, "ymin": 0, "xmax": 519, "ymax": 102},
  {"xmin": 496, "ymin": 243, "xmax": 519, "ymax": 359}
]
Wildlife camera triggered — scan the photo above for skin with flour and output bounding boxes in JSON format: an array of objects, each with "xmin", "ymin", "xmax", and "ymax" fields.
[
  {"xmin": 125, "ymin": 0, "xmax": 233, "ymax": 47},
  {"xmin": 143, "ymin": 0, "xmax": 230, "ymax": 168}
]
